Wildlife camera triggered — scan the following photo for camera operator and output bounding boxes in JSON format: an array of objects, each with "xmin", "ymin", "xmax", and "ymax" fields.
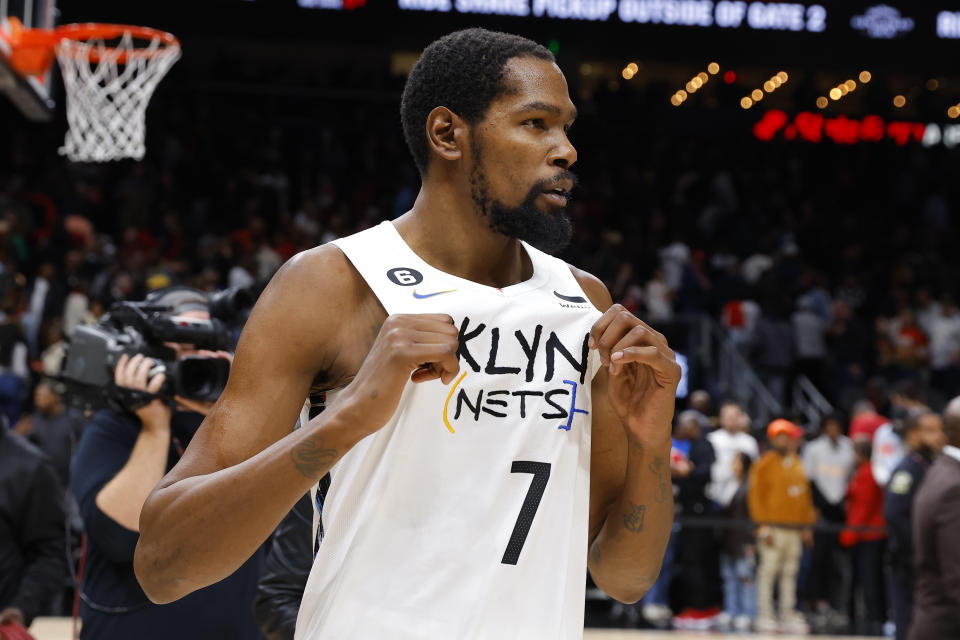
[{"xmin": 69, "ymin": 288, "xmax": 264, "ymax": 640}]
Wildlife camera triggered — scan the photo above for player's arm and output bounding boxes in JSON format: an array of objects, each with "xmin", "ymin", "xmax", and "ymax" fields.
[
  {"xmin": 572, "ymin": 267, "xmax": 677, "ymax": 605},
  {"xmin": 134, "ymin": 245, "xmax": 460, "ymax": 604}
]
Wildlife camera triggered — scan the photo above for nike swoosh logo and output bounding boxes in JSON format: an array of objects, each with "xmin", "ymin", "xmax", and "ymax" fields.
[
  {"xmin": 413, "ymin": 289, "xmax": 457, "ymax": 299},
  {"xmin": 553, "ymin": 291, "xmax": 588, "ymax": 303}
]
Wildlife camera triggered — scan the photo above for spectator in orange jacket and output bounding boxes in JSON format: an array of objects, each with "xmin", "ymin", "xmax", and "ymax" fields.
[
  {"xmin": 841, "ymin": 438, "xmax": 887, "ymax": 635},
  {"xmin": 748, "ymin": 419, "xmax": 815, "ymax": 635}
]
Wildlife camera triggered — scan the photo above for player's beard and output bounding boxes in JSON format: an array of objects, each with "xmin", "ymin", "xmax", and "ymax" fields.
[{"xmin": 468, "ymin": 136, "xmax": 574, "ymax": 255}]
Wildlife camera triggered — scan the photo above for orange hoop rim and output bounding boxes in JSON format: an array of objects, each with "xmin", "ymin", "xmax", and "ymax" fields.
[
  {"xmin": 55, "ymin": 23, "xmax": 179, "ymax": 48},
  {"xmin": 54, "ymin": 23, "xmax": 180, "ymax": 62},
  {"xmin": 6, "ymin": 21, "xmax": 179, "ymax": 71}
]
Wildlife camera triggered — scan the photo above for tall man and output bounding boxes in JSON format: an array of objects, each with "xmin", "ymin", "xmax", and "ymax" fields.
[
  {"xmin": 802, "ymin": 413, "xmax": 855, "ymax": 627},
  {"xmin": 910, "ymin": 397, "xmax": 960, "ymax": 640},
  {"xmin": 885, "ymin": 410, "xmax": 944, "ymax": 640},
  {"xmin": 134, "ymin": 29, "xmax": 680, "ymax": 639}
]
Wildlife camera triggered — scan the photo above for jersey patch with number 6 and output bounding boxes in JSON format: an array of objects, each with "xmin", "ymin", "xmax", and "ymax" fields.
[{"xmin": 386, "ymin": 267, "xmax": 423, "ymax": 286}]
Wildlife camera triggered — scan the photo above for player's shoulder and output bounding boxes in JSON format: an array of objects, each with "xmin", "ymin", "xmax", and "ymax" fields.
[
  {"xmin": 567, "ymin": 264, "xmax": 613, "ymax": 312},
  {"xmin": 267, "ymin": 242, "xmax": 367, "ymax": 310},
  {"xmin": 243, "ymin": 241, "xmax": 375, "ymax": 354}
]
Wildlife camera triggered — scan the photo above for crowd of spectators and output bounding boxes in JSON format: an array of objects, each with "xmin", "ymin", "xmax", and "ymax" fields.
[
  {"xmin": 2, "ymin": 51, "xmax": 960, "ymax": 637},
  {"xmin": 2, "ymin": 67, "xmax": 959, "ymax": 423},
  {"xmin": 597, "ymin": 390, "xmax": 947, "ymax": 637}
]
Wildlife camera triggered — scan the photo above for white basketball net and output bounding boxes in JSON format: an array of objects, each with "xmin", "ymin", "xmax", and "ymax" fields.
[{"xmin": 55, "ymin": 31, "xmax": 181, "ymax": 162}]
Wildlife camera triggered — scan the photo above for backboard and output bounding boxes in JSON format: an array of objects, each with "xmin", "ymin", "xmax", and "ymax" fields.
[{"xmin": 0, "ymin": 0, "xmax": 56, "ymax": 120}]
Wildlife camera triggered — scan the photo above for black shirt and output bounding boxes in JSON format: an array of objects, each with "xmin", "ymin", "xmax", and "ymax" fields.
[
  {"xmin": 27, "ymin": 409, "xmax": 86, "ymax": 489},
  {"xmin": 884, "ymin": 450, "xmax": 930, "ymax": 557},
  {"xmin": 252, "ymin": 494, "xmax": 312, "ymax": 640},
  {"xmin": 0, "ymin": 427, "xmax": 67, "ymax": 626},
  {"xmin": 71, "ymin": 409, "xmax": 265, "ymax": 640}
]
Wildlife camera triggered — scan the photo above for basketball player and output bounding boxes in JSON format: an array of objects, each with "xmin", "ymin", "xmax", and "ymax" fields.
[{"xmin": 134, "ymin": 29, "xmax": 679, "ymax": 638}]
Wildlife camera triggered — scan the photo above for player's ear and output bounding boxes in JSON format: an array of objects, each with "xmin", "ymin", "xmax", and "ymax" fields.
[{"xmin": 425, "ymin": 106, "xmax": 463, "ymax": 163}]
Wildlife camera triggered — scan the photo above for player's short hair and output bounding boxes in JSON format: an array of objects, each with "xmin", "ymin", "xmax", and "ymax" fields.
[{"xmin": 400, "ymin": 28, "xmax": 555, "ymax": 175}]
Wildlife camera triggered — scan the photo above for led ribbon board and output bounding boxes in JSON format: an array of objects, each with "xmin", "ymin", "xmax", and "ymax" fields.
[
  {"xmin": 753, "ymin": 110, "xmax": 960, "ymax": 149},
  {"xmin": 395, "ymin": 0, "xmax": 828, "ymax": 30},
  {"xmin": 294, "ymin": 1, "xmax": 960, "ymax": 45}
]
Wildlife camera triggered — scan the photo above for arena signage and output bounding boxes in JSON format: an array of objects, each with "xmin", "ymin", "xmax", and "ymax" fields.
[
  {"xmin": 753, "ymin": 109, "xmax": 960, "ymax": 148},
  {"xmin": 294, "ymin": 0, "xmax": 960, "ymax": 44},
  {"xmin": 937, "ymin": 11, "xmax": 960, "ymax": 38},
  {"xmin": 394, "ymin": 0, "xmax": 828, "ymax": 30},
  {"xmin": 850, "ymin": 5, "xmax": 914, "ymax": 39}
]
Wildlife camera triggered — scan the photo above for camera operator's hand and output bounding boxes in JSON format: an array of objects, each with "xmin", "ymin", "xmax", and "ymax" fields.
[
  {"xmin": 174, "ymin": 350, "xmax": 234, "ymax": 416},
  {"xmin": 115, "ymin": 353, "xmax": 170, "ymax": 431}
]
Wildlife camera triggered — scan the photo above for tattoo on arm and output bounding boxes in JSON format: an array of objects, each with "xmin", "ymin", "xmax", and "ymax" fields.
[
  {"xmin": 290, "ymin": 431, "xmax": 339, "ymax": 479},
  {"xmin": 649, "ymin": 455, "xmax": 669, "ymax": 504},
  {"xmin": 590, "ymin": 540, "xmax": 602, "ymax": 566},
  {"xmin": 623, "ymin": 501, "xmax": 646, "ymax": 533},
  {"xmin": 366, "ymin": 321, "xmax": 383, "ymax": 351}
]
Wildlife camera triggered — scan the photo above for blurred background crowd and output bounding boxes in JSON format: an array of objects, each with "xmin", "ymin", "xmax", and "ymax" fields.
[
  {"xmin": 3, "ymin": 1, "xmax": 960, "ymax": 638},
  {"xmin": 2, "ymin": 76, "xmax": 959, "ymax": 637}
]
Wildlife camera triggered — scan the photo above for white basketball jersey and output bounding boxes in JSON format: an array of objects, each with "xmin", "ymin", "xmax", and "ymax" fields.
[{"xmin": 295, "ymin": 221, "xmax": 602, "ymax": 640}]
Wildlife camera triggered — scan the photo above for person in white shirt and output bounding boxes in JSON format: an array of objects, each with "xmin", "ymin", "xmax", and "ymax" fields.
[
  {"xmin": 708, "ymin": 402, "xmax": 759, "ymax": 508},
  {"xmin": 801, "ymin": 414, "xmax": 855, "ymax": 627},
  {"xmin": 928, "ymin": 297, "xmax": 960, "ymax": 400},
  {"xmin": 644, "ymin": 267, "xmax": 674, "ymax": 324},
  {"xmin": 873, "ymin": 382, "xmax": 932, "ymax": 488},
  {"xmin": 793, "ymin": 297, "xmax": 827, "ymax": 391}
]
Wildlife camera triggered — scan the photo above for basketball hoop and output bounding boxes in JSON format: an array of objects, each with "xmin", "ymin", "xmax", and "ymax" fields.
[
  {"xmin": 54, "ymin": 24, "xmax": 181, "ymax": 162},
  {"xmin": 5, "ymin": 21, "xmax": 180, "ymax": 162}
]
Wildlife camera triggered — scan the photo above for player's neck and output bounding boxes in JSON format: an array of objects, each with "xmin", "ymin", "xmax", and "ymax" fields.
[{"xmin": 395, "ymin": 185, "xmax": 533, "ymax": 289}]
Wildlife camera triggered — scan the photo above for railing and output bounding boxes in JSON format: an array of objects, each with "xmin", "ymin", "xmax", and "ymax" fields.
[
  {"xmin": 705, "ymin": 318, "xmax": 784, "ymax": 426},
  {"xmin": 792, "ymin": 373, "xmax": 835, "ymax": 431},
  {"xmin": 639, "ymin": 313, "xmax": 833, "ymax": 431}
]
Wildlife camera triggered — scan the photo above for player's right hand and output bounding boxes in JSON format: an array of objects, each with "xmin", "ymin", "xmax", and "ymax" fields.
[{"xmin": 336, "ymin": 313, "xmax": 460, "ymax": 436}]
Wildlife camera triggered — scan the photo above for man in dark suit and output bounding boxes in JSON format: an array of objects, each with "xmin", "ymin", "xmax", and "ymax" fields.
[{"xmin": 910, "ymin": 396, "xmax": 960, "ymax": 640}]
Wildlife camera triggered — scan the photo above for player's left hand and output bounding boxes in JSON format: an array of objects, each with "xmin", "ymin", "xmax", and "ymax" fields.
[{"xmin": 589, "ymin": 304, "xmax": 681, "ymax": 447}]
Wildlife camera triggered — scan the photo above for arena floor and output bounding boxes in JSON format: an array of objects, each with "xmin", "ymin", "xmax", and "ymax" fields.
[{"xmin": 27, "ymin": 618, "xmax": 882, "ymax": 640}]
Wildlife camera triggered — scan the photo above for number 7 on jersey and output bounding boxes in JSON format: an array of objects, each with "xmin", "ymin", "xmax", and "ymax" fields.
[{"xmin": 502, "ymin": 461, "xmax": 551, "ymax": 565}]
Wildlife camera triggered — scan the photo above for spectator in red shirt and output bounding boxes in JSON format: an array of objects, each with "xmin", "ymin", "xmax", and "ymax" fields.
[
  {"xmin": 849, "ymin": 400, "xmax": 889, "ymax": 442},
  {"xmin": 894, "ymin": 310, "xmax": 929, "ymax": 370},
  {"xmin": 841, "ymin": 438, "xmax": 887, "ymax": 635}
]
